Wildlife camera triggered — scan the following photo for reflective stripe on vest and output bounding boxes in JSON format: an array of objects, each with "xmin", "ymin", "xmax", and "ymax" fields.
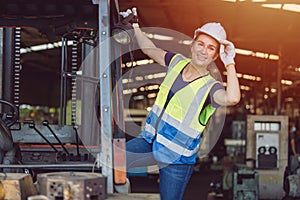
[{"xmin": 140, "ymin": 54, "xmax": 219, "ymax": 163}]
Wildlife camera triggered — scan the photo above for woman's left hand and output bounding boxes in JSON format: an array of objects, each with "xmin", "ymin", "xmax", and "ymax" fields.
[{"xmin": 219, "ymin": 40, "xmax": 236, "ymax": 67}]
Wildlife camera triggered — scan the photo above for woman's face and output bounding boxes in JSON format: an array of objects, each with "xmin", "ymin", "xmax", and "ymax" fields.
[{"xmin": 191, "ymin": 34, "xmax": 219, "ymax": 67}]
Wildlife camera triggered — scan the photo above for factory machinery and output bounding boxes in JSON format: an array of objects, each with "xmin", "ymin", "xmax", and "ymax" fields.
[
  {"xmin": 207, "ymin": 116, "xmax": 300, "ymax": 200},
  {"xmin": 0, "ymin": 97, "xmax": 108, "ymax": 199},
  {"xmin": 0, "ymin": 0, "xmax": 134, "ymax": 199}
]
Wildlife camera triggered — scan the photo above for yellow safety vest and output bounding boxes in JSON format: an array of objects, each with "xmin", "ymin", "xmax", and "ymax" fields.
[{"xmin": 140, "ymin": 54, "xmax": 219, "ymax": 164}]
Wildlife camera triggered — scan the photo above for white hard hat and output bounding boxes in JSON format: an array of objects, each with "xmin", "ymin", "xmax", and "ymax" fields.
[{"xmin": 194, "ymin": 22, "xmax": 226, "ymax": 43}]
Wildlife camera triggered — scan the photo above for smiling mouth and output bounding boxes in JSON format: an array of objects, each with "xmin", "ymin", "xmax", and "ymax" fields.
[{"xmin": 197, "ymin": 55, "xmax": 207, "ymax": 61}]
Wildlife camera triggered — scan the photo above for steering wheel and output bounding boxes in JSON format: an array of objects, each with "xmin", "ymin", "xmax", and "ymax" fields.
[
  {"xmin": 0, "ymin": 99, "xmax": 19, "ymax": 151},
  {"xmin": 0, "ymin": 99, "xmax": 19, "ymax": 127}
]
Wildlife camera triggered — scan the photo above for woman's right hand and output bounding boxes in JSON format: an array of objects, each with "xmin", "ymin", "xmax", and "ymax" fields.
[{"xmin": 120, "ymin": 7, "xmax": 139, "ymax": 28}]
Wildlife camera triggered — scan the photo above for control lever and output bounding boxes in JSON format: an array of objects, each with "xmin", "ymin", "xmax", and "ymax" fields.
[
  {"xmin": 42, "ymin": 120, "xmax": 70, "ymax": 155},
  {"xmin": 73, "ymin": 125, "xmax": 80, "ymax": 160},
  {"xmin": 24, "ymin": 120, "xmax": 58, "ymax": 153}
]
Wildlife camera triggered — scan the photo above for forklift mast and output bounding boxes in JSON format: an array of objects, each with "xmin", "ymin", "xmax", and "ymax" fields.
[{"xmin": 0, "ymin": 0, "xmax": 126, "ymax": 194}]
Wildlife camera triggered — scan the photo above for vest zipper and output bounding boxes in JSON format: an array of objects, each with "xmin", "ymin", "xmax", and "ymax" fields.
[{"xmin": 152, "ymin": 108, "xmax": 165, "ymax": 143}]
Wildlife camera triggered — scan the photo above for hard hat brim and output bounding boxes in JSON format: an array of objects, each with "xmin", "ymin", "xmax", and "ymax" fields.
[{"xmin": 194, "ymin": 29, "xmax": 222, "ymax": 44}]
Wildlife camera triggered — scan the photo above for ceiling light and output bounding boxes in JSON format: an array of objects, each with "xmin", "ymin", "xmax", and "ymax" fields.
[
  {"xmin": 145, "ymin": 33, "xmax": 174, "ymax": 41},
  {"xmin": 135, "ymin": 76, "xmax": 144, "ymax": 81},
  {"xmin": 125, "ymin": 61, "xmax": 136, "ymax": 67},
  {"xmin": 242, "ymin": 74, "xmax": 254, "ymax": 80},
  {"xmin": 123, "ymin": 88, "xmax": 138, "ymax": 95},
  {"xmin": 235, "ymin": 48, "xmax": 279, "ymax": 61},
  {"xmin": 136, "ymin": 59, "xmax": 154, "ymax": 65},
  {"xmin": 146, "ymin": 85, "xmax": 159, "ymax": 91},
  {"xmin": 133, "ymin": 95, "xmax": 145, "ymax": 100},
  {"xmin": 261, "ymin": 3, "xmax": 300, "ymax": 13},
  {"xmin": 240, "ymin": 85, "xmax": 251, "ymax": 91},
  {"xmin": 235, "ymin": 48, "xmax": 253, "ymax": 56},
  {"xmin": 225, "ymin": 72, "xmax": 262, "ymax": 82},
  {"xmin": 178, "ymin": 40, "xmax": 192, "ymax": 45},
  {"xmin": 122, "ymin": 59, "xmax": 154, "ymax": 68},
  {"xmin": 261, "ymin": 4, "xmax": 282, "ymax": 9},
  {"xmin": 255, "ymin": 52, "xmax": 267, "ymax": 59},
  {"xmin": 147, "ymin": 93, "xmax": 157, "ymax": 98},
  {"xmin": 268, "ymin": 54, "xmax": 279, "ymax": 60},
  {"xmin": 144, "ymin": 72, "xmax": 166, "ymax": 80},
  {"xmin": 281, "ymin": 80, "xmax": 293, "ymax": 85},
  {"xmin": 122, "ymin": 78, "xmax": 133, "ymax": 84},
  {"xmin": 20, "ymin": 41, "xmax": 74, "ymax": 54},
  {"xmin": 76, "ymin": 70, "xmax": 82, "ymax": 75},
  {"xmin": 139, "ymin": 87, "xmax": 145, "ymax": 92},
  {"xmin": 285, "ymin": 97, "xmax": 293, "ymax": 102},
  {"xmin": 282, "ymin": 4, "xmax": 300, "ymax": 13}
]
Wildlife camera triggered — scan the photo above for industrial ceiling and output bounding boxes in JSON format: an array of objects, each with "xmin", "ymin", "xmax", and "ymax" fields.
[{"xmin": 0, "ymin": 0, "xmax": 299, "ymax": 114}]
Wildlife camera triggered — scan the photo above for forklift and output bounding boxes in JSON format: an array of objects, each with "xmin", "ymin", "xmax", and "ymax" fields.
[{"xmin": 0, "ymin": 0, "xmax": 147, "ymax": 199}]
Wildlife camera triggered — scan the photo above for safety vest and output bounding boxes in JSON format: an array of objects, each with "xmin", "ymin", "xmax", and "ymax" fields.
[{"xmin": 140, "ymin": 54, "xmax": 219, "ymax": 164}]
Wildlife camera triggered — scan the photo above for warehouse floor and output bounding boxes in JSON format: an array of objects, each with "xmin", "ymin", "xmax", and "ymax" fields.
[{"xmin": 129, "ymin": 168, "xmax": 223, "ymax": 200}]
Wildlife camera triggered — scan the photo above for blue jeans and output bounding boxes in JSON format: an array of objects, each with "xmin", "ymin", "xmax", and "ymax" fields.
[{"xmin": 126, "ymin": 137, "xmax": 194, "ymax": 200}]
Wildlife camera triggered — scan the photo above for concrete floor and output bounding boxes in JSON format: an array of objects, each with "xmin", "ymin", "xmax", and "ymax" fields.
[
  {"xmin": 107, "ymin": 193, "xmax": 160, "ymax": 200},
  {"xmin": 128, "ymin": 168, "xmax": 223, "ymax": 200}
]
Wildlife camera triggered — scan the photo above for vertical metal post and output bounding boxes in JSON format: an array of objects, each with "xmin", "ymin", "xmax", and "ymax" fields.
[
  {"xmin": 1, "ymin": 27, "xmax": 21, "ymax": 110},
  {"xmin": 59, "ymin": 37, "xmax": 67, "ymax": 126},
  {"xmin": 276, "ymin": 47, "xmax": 282, "ymax": 115},
  {"xmin": 79, "ymin": 41, "xmax": 100, "ymax": 145},
  {"xmin": 98, "ymin": 0, "xmax": 114, "ymax": 194},
  {"xmin": 112, "ymin": 44, "xmax": 127, "ymax": 185},
  {"xmin": 2, "ymin": 28, "xmax": 14, "ymax": 103},
  {"xmin": 13, "ymin": 28, "xmax": 21, "ymax": 107},
  {"xmin": 0, "ymin": 28, "xmax": 3, "ymax": 99},
  {"xmin": 110, "ymin": 0, "xmax": 127, "ymax": 185},
  {"xmin": 71, "ymin": 41, "xmax": 78, "ymax": 125}
]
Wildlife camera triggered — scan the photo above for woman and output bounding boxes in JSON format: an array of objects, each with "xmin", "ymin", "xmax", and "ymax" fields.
[{"xmin": 122, "ymin": 8, "xmax": 240, "ymax": 200}]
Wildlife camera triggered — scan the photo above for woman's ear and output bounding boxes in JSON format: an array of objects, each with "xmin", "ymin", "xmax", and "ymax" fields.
[
  {"xmin": 190, "ymin": 41, "xmax": 195, "ymax": 54},
  {"xmin": 213, "ymin": 53, "xmax": 219, "ymax": 61},
  {"xmin": 190, "ymin": 40, "xmax": 194, "ymax": 48}
]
